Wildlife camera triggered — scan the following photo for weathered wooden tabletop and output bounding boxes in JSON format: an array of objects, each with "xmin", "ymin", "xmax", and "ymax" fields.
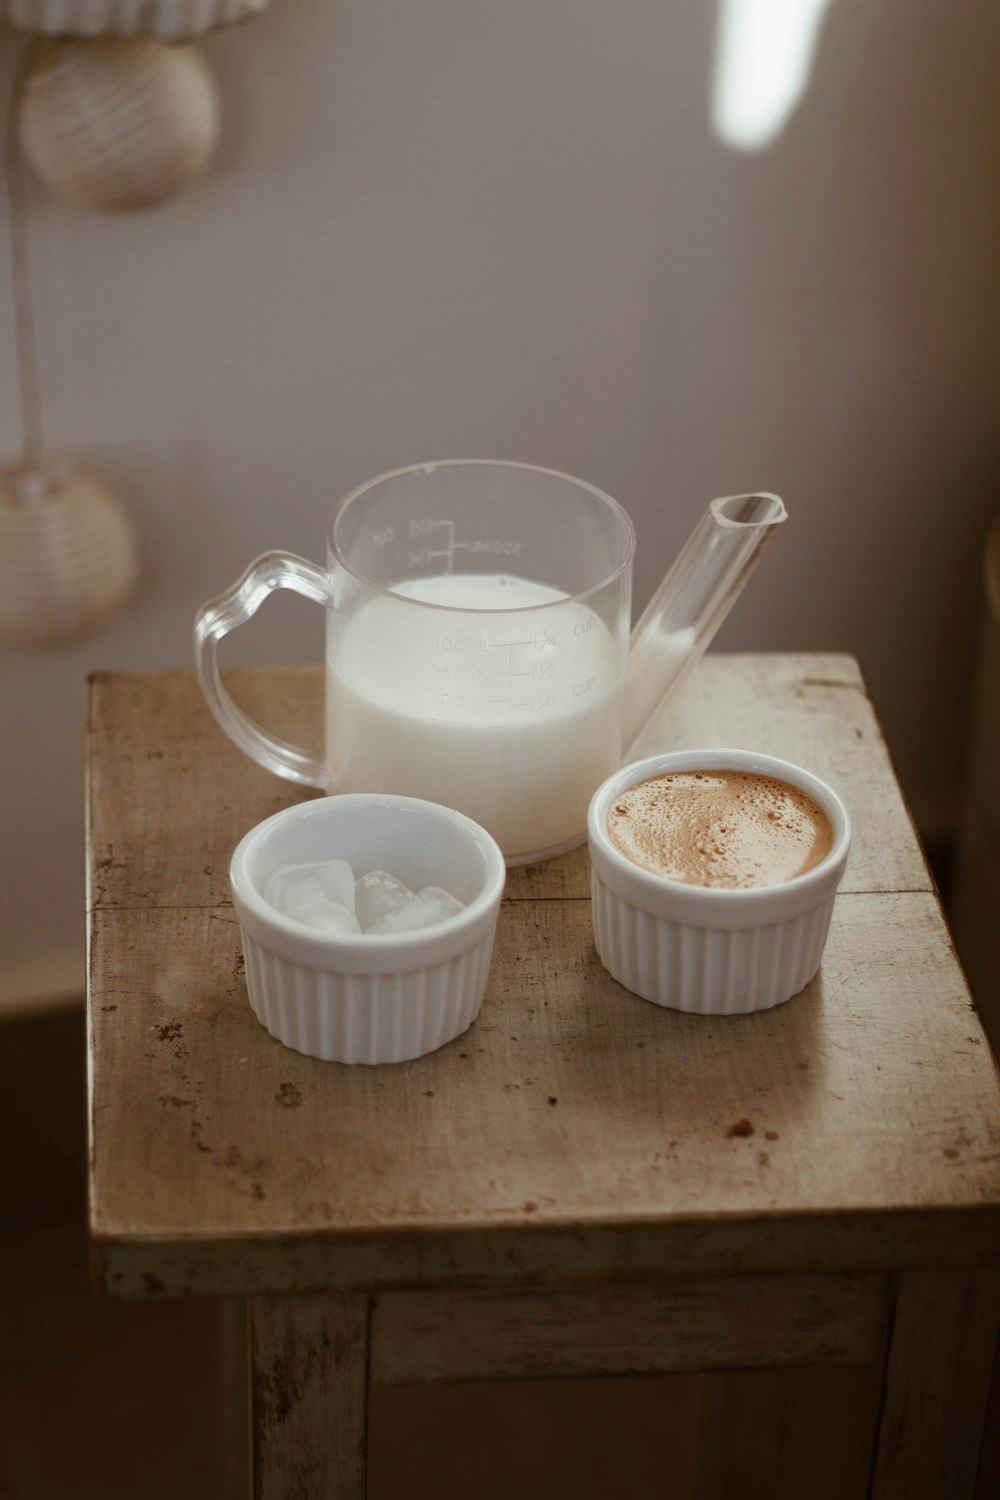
[{"xmin": 86, "ymin": 657, "xmax": 1000, "ymax": 1299}]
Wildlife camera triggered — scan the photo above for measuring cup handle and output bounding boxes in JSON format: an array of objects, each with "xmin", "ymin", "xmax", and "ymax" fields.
[{"xmin": 194, "ymin": 551, "xmax": 333, "ymax": 790}]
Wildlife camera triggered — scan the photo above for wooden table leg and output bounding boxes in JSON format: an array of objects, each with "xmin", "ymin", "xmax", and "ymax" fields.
[
  {"xmin": 870, "ymin": 1268, "xmax": 1000, "ymax": 1499},
  {"xmin": 251, "ymin": 1292, "xmax": 369, "ymax": 1500}
]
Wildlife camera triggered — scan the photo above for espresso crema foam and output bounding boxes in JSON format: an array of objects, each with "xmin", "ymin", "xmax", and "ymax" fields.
[{"xmin": 606, "ymin": 770, "xmax": 834, "ymax": 889}]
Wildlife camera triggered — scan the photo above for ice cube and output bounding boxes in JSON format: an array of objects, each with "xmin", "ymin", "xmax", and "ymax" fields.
[
  {"xmin": 354, "ymin": 869, "xmax": 414, "ymax": 931},
  {"xmin": 367, "ymin": 885, "xmax": 465, "ymax": 934},
  {"xmin": 284, "ymin": 896, "xmax": 361, "ymax": 935},
  {"xmin": 416, "ymin": 886, "xmax": 465, "ymax": 920},
  {"xmin": 266, "ymin": 859, "xmax": 356, "ymax": 916}
]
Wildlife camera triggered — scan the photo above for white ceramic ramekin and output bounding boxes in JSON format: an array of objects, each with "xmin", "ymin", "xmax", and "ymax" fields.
[
  {"xmin": 587, "ymin": 749, "xmax": 852, "ymax": 1015},
  {"xmin": 230, "ymin": 794, "xmax": 506, "ymax": 1064}
]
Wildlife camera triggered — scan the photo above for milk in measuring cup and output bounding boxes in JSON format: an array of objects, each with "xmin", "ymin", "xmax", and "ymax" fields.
[{"xmin": 325, "ymin": 574, "xmax": 622, "ymax": 859}]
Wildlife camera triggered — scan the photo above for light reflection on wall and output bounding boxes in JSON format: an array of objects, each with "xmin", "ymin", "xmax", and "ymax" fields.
[{"xmin": 712, "ymin": 0, "xmax": 834, "ymax": 150}]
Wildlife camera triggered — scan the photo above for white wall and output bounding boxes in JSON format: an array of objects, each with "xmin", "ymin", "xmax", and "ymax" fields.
[{"xmin": 2, "ymin": 0, "xmax": 999, "ymax": 984}]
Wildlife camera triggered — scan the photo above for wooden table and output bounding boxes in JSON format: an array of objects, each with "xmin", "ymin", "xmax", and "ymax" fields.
[{"xmin": 86, "ymin": 656, "xmax": 1000, "ymax": 1499}]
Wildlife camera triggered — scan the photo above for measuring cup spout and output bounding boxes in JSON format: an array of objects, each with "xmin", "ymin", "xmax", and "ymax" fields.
[{"xmin": 622, "ymin": 492, "xmax": 787, "ymax": 756}]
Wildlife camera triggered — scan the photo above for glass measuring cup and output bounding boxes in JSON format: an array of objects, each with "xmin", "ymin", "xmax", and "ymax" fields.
[
  {"xmin": 196, "ymin": 461, "xmax": 635, "ymax": 863},
  {"xmin": 195, "ymin": 461, "xmax": 785, "ymax": 864}
]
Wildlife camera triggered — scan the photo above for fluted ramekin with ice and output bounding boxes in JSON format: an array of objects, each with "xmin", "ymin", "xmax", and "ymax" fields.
[{"xmin": 230, "ymin": 794, "xmax": 505, "ymax": 1064}]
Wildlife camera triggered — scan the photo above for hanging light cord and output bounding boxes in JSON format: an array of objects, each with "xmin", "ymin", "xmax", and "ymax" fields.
[{"xmin": 4, "ymin": 47, "xmax": 44, "ymax": 471}]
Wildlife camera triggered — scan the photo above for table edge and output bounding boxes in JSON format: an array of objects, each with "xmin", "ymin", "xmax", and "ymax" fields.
[{"xmin": 90, "ymin": 1202, "xmax": 1000, "ymax": 1299}]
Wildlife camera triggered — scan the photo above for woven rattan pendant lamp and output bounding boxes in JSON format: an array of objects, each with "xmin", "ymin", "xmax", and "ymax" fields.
[{"xmin": 0, "ymin": 2, "xmax": 272, "ymax": 642}]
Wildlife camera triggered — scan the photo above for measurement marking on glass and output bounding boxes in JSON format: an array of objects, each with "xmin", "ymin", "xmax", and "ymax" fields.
[
  {"xmin": 423, "ymin": 518, "xmax": 455, "ymax": 566},
  {"xmin": 486, "ymin": 640, "xmax": 535, "ymax": 682}
]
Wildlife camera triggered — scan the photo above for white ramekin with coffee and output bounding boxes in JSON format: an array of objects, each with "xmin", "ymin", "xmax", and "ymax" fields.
[{"xmin": 587, "ymin": 749, "xmax": 851, "ymax": 1015}]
